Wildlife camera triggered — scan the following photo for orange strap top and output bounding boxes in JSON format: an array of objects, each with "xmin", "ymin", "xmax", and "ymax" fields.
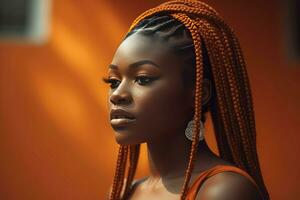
[{"xmin": 186, "ymin": 165, "xmax": 260, "ymax": 200}]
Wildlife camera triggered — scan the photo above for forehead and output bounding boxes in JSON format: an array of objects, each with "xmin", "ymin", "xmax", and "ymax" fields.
[{"xmin": 111, "ymin": 33, "xmax": 181, "ymax": 70}]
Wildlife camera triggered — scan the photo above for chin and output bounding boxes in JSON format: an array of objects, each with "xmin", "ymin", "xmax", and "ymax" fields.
[{"xmin": 114, "ymin": 131, "xmax": 144, "ymax": 145}]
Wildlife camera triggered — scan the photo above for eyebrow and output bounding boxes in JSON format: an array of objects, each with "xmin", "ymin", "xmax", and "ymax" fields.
[{"xmin": 108, "ymin": 60, "xmax": 160, "ymax": 70}]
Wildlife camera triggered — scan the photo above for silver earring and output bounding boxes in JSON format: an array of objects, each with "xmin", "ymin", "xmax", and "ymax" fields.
[{"xmin": 184, "ymin": 119, "xmax": 205, "ymax": 141}]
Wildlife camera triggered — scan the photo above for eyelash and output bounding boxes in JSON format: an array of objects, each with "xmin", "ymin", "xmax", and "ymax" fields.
[{"xmin": 102, "ymin": 76, "xmax": 157, "ymax": 89}]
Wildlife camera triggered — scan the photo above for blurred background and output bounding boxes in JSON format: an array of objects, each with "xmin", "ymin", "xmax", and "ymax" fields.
[{"xmin": 0, "ymin": 0, "xmax": 299, "ymax": 199}]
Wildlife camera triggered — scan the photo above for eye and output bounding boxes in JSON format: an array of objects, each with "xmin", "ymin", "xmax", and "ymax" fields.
[
  {"xmin": 102, "ymin": 77, "xmax": 121, "ymax": 89},
  {"xmin": 135, "ymin": 75, "xmax": 157, "ymax": 86}
]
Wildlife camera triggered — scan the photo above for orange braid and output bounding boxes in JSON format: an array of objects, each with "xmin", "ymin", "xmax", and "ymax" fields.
[
  {"xmin": 170, "ymin": 13, "xmax": 203, "ymax": 199},
  {"xmin": 122, "ymin": 144, "xmax": 140, "ymax": 199},
  {"xmin": 109, "ymin": 145, "xmax": 128, "ymax": 200}
]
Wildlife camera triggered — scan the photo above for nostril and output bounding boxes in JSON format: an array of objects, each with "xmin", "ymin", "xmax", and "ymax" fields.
[
  {"xmin": 110, "ymin": 96, "xmax": 125, "ymax": 105},
  {"xmin": 117, "ymin": 98, "xmax": 126, "ymax": 104},
  {"xmin": 110, "ymin": 93, "xmax": 132, "ymax": 105}
]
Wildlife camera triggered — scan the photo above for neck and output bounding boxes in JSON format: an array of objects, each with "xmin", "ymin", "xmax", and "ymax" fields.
[{"xmin": 146, "ymin": 135, "xmax": 213, "ymax": 181}]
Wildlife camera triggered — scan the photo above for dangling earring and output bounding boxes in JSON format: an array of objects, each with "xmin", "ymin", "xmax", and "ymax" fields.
[{"xmin": 184, "ymin": 119, "xmax": 205, "ymax": 141}]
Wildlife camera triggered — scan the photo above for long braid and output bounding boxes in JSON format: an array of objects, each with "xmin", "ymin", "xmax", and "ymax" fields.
[
  {"xmin": 109, "ymin": 0, "xmax": 269, "ymax": 199},
  {"xmin": 116, "ymin": 145, "xmax": 129, "ymax": 199},
  {"xmin": 170, "ymin": 13, "xmax": 203, "ymax": 199},
  {"xmin": 122, "ymin": 144, "xmax": 140, "ymax": 199},
  {"xmin": 109, "ymin": 145, "xmax": 129, "ymax": 200},
  {"xmin": 109, "ymin": 145, "xmax": 123, "ymax": 200},
  {"xmin": 199, "ymin": 20, "xmax": 246, "ymax": 167}
]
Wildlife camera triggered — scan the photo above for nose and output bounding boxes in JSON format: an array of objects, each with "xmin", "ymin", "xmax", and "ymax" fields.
[{"xmin": 109, "ymin": 81, "xmax": 133, "ymax": 105}]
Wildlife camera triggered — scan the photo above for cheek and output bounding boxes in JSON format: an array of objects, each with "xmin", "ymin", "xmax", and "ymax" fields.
[{"xmin": 133, "ymin": 80, "xmax": 189, "ymax": 136}]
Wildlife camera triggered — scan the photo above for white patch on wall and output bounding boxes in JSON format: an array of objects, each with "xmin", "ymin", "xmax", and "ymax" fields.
[{"xmin": 0, "ymin": 0, "xmax": 51, "ymax": 44}]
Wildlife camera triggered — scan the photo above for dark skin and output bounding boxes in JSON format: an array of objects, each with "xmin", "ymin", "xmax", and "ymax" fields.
[{"xmin": 106, "ymin": 33, "xmax": 262, "ymax": 200}]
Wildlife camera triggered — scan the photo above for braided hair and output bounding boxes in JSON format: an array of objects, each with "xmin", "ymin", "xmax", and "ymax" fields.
[{"xmin": 108, "ymin": 0, "xmax": 269, "ymax": 199}]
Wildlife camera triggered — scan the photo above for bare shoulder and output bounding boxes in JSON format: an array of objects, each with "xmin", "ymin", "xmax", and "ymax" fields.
[
  {"xmin": 106, "ymin": 177, "xmax": 148, "ymax": 199},
  {"xmin": 195, "ymin": 171, "xmax": 262, "ymax": 200}
]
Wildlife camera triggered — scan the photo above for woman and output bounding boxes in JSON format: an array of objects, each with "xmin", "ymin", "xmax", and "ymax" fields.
[{"xmin": 102, "ymin": 0, "xmax": 269, "ymax": 199}]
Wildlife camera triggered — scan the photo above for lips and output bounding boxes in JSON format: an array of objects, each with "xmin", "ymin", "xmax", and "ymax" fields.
[{"xmin": 110, "ymin": 109, "xmax": 136, "ymax": 128}]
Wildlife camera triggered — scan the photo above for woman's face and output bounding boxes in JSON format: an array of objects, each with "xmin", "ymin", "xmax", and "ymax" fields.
[{"xmin": 106, "ymin": 33, "xmax": 195, "ymax": 145}]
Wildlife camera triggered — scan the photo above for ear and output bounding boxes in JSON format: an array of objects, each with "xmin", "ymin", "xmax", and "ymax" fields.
[
  {"xmin": 190, "ymin": 78, "xmax": 212, "ymax": 110},
  {"xmin": 202, "ymin": 78, "xmax": 212, "ymax": 106}
]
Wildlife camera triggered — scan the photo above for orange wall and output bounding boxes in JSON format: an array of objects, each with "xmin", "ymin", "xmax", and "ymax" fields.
[{"xmin": 0, "ymin": 0, "xmax": 299, "ymax": 199}]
